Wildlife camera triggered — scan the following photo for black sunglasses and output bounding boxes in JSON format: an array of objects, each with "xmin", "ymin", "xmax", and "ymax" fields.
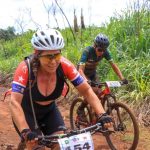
[{"xmin": 96, "ymin": 47, "xmax": 105, "ymax": 52}]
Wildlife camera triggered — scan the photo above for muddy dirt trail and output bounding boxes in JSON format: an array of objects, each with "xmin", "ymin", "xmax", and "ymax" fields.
[{"xmin": 0, "ymin": 87, "xmax": 150, "ymax": 150}]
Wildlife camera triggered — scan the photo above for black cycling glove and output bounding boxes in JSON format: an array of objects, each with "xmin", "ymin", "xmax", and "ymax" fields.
[
  {"xmin": 21, "ymin": 129, "xmax": 38, "ymax": 142},
  {"xmin": 97, "ymin": 113, "xmax": 113, "ymax": 126},
  {"xmin": 122, "ymin": 79, "xmax": 128, "ymax": 84}
]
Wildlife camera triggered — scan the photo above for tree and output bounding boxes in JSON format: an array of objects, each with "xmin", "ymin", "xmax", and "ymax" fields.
[
  {"xmin": 81, "ymin": 8, "xmax": 85, "ymax": 29},
  {"xmin": 0, "ymin": 27, "xmax": 15, "ymax": 41},
  {"xmin": 42, "ymin": 0, "xmax": 59, "ymax": 29},
  {"xmin": 74, "ymin": 9, "xmax": 79, "ymax": 32}
]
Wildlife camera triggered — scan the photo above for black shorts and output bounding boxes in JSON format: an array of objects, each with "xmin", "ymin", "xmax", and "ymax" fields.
[
  {"xmin": 86, "ymin": 73, "xmax": 99, "ymax": 82},
  {"xmin": 13, "ymin": 99, "xmax": 65, "ymax": 137}
]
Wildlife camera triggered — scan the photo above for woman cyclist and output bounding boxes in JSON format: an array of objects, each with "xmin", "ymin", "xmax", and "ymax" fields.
[{"xmin": 9, "ymin": 28, "xmax": 112, "ymax": 149}]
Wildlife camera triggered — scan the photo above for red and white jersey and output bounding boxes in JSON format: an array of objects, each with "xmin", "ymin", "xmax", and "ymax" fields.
[{"xmin": 12, "ymin": 56, "xmax": 84, "ymax": 94}]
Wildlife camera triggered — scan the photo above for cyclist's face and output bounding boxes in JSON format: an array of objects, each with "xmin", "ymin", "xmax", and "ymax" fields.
[
  {"xmin": 38, "ymin": 50, "xmax": 61, "ymax": 73},
  {"xmin": 95, "ymin": 47, "xmax": 105, "ymax": 56}
]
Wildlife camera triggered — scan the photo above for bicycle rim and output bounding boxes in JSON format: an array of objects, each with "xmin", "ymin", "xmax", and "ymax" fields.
[
  {"xmin": 69, "ymin": 97, "xmax": 93, "ymax": 130},
  {"xmin": 105, "ymin": 102, "xmax": 139, "ymax": 150}
]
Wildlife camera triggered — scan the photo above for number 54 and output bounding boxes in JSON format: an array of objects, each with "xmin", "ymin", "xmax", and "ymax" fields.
[{"xmin": 74, "ymin": 142, "xmax": 91, "ymax": 150}]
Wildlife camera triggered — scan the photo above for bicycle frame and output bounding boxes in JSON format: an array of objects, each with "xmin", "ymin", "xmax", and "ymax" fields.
[
  {"xmin": 98, "ymin": 85, "xmax": 111, "ymax": 97},
  {"xmin": 90, "ymin": 80, "xmax": 124, "ymax": 103},
  {"xmin": 87, "ymin": 81, "xmax": 123, "ymax": 123}
]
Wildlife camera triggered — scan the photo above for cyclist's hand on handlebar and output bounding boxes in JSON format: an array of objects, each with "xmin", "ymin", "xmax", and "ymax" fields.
[
  {"xmin": 97, "ymin": 113, "xmax": 113, "ymax": 128},
  {"xmin": 121, "ymin": 79, "xmax": 128, "ymax": 84},
  {"xmin": 21, "ymin": 129, "xmax": 38, "ymax": 142}
]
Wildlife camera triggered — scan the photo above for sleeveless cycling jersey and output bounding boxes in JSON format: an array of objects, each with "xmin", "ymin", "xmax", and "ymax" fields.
[
  {"xmin": 78, "ymin": 46, "xmax": 113, "ymax": 77},
  {"xmin": 12, "ymin": 56, "xmax": 84, "ymax": 101}
]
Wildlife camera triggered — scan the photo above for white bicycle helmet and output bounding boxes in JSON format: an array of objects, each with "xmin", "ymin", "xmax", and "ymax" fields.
[{"xmin": 31, "ymin": 28, "xmax": 65, "ymax": 50}]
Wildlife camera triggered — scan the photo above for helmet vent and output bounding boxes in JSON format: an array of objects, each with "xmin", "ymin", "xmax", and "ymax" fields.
[
  {"xmin": 55, "ymin": 31, "xmax": 58, "ymax": 35},
  {"xmin": 59, "ymin": 39, "xmax": 62, "ymax": 45},
  {"xmin": 56, "ymin": 37, "xmax": 59, "ymax": 44},
  {"xmin": 40, "ymin": 31, "xmax": 45, "ymax": 36},
  {"xmin": 50, "ymin": 35, "xmax": 54, "ymax": 44},
  {"xmin": 34, "ymin": 42, "xmax": 40, "ymax": 47},
  {"xmin": 45, "ymin": 38, "xmax": 50, "ymax": 46},
  {"xmin": 39, "ymin": 40, "xmax": 46, "ymax": 47}
]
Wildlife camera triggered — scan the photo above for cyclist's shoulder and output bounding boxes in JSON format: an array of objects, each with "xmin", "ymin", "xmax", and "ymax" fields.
[
  {"xmin": 13, "ymin": 60, "xmax": 29, "ymax": 86},
  {"xmin": 60, "ymin": 57, "xmax": 80, "ymax": 80},
  {"xmin": 103, "ymin": 49, "xmax": 113, "ymax": 61},
  {"xmin": 60, "ymin": 57, "xmax": 75, "ymax": 72},
  {"xmin": 84, "ymin": 46, "xmax": 94, "ymax": 52},
  {"xmin": 14, "ymin": 55, "xmax": 35, "ymax": 81},
  {"xmin": 15, "ymin": 60, "xmax": 28, "ymax": 73},
  {"xmin": 60, "ymin": 56, "xmax": 74, "ymax": 67},
  {"xmin": 81, "ymin": 46, "xmax": 94, "ymax": 57}
]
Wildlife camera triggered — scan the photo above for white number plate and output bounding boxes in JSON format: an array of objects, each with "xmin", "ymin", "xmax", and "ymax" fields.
[
  {"xmin": 58, "ymin": 132, "xmax": 94, "ymax": 150},
  {"xmin": 106, "ymin": 81, "xmax": 121, "ymax": 87}
]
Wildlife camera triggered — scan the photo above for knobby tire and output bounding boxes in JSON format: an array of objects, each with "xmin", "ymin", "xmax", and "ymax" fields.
[{"xmin": 105, "ymin": 101, "xmax": 139, "ymax": 150}]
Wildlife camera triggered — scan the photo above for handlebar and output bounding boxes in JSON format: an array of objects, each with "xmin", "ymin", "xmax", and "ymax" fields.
[
  {"xmin": 36, "ymin": 123, "xmax": 114, "ymax": 148},
  {"xmin": 88, "ymin": 80, "xmax": 128, "ymax": 88},
  {"xmin": 37, "ymin": 123, "xmax": 103, "ymax": 140}
]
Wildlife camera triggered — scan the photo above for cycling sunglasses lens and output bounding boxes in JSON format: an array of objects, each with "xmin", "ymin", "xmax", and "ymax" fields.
[
  {"xmin": 39, "ymin": 53, "xmax": 61, "ymax": 62},
  {"xmin": 97, "ymin": 47, "xmax": 105, "ymax": 52},
  {"xmin": 49, "ymin": 53, "xmax": 61, "ymax": 61}
]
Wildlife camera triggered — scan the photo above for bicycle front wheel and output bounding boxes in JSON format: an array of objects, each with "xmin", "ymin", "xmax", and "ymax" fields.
[
  {"xmin": 105, "ymin": 102, "xmax": 139, "ymax": 150},
  {"xmin": 69, "ymin": 97, "xmax": 93, "ymax": 130}
]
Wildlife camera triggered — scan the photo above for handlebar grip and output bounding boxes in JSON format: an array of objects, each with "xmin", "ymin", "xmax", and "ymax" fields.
[
  {"xmin": 121, "ymin": 79, "xmax": 128, "ymax": 85},
  {"xmin": 88, "ymin": 80, "xmax": 106, "ymax": 87}
]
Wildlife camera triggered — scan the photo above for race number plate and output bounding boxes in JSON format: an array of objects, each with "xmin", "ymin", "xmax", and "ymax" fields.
[
  {"xmin": 58, "ymin": 132, "xmax": 94, "ymax": 150},
  {"xmin": 106, "ymin": 81, "xmax": 121, "ymax": 87}
]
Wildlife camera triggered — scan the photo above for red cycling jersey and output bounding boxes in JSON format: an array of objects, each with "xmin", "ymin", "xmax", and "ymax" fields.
[{"xmin": 12, "ymin": 56, "xmax": 84, "ymax": 94}]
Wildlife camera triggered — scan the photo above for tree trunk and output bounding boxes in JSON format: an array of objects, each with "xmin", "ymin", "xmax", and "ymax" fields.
[
  {"xmin": 81, "ymin": 8, "xmax": 85, "ymax": 29},
  {"xmin": 74, "ymin": 9, "xmax": 79, "ymax": 32}
]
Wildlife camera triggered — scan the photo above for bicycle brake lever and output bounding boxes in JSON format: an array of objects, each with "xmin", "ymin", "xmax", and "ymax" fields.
[
  {"xmin": 69, "ymin": 130, "xmax": 78, "ymax": 136},
  {"xmin": 101, "ymin": 128, "xmax": 115, "ymax": 135}
]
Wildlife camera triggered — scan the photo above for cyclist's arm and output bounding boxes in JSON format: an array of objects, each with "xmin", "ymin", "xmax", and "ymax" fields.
[
  {"xmin": 10, "ymin": 92, "xmax": 29, "ymax": 132},
  {"xmin": 109, "ymin": 61, "xmax": 125, "ymax": 80},
  {"xmin": 104, "ymin": 50, "xmax": 125, "ymax": 80},
  {"xmin": 9, "ymin": 61, "xmax": 29, "ymax": 132}
]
